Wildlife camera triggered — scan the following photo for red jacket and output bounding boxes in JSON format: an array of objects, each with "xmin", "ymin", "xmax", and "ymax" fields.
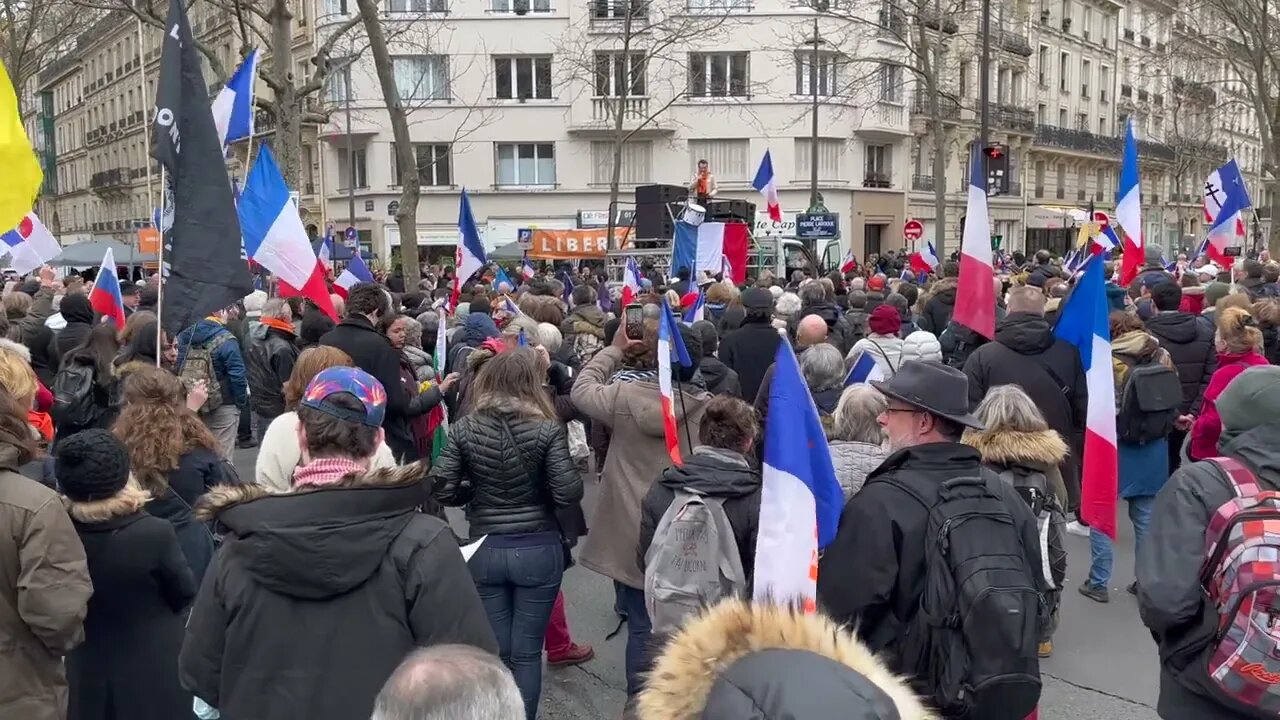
[{"xmin": 1188, "ymin": 350, "xmax": 1270, "ymax": 460}]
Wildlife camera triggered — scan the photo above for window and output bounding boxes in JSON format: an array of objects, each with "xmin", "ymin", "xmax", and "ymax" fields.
[
  {"xmin": 591, "ymin": 0, "xmax": 647, "ymax": 19},
  {"xmin": 1055, "ymin": 163, "xmax": 1066, "ymax": 199},
  {"xmin": 688, "ymin": 52, "xmax": 749, "ymax": 98},
  {"xmin": 594, "ymin": 52, "xmax": 646, "ymax": 96},
  {"xmin": 1058, "ymin": 107, "xmax": 1067, "ymax": 126},
  {"xmin": 323, "ymin": 0, "xmax": 348, "ymax": 14},
  {"xmin": 1037, "ymin": 45, "xmax": 1049, "ymax": 85},
  {"xmin": 795, "ymin": 138, "xmax": 843, "ymax": 179},
  {"xmin": 879, "ymin": 63, "xmax": 903, "ymax": 102},
  {"xmin": 491, "ymin": 0, "xmax": 551, "ymax": 11},
  {"xmin": 686, "ymin": 0, "xmax": 751, "ymax": 9},
  {"xmin": 390, "ymin": 144, "xmax": 453, "ymax": 186},
  {"xmin": 1059, "ymin": 52, "xmax": 1069, "ymax": 91},
  {"xmin": 795, "ymin": 51, "xmax": 843, "ymax": 96},
  {"xmin": 387, "ymin": 0, "xmax": 446, "ymax": 11},
  {"xmin": 1096, "ymin": 167, "xmax": 1107, "ymax": 198},
  {"xmin": 1076, "ymin": 112, "xmax": 1087, "ymax": 130},
  {"xmin": 1080, "ymin": 58, "xmax": 1090, "ymax": 97},
  {"xmin": 1011, "ymin": 70, "xmax": 1025, "ymax": 104},
  {"xmin": 494, "ymin": 56, "xmax": 552, "ymax": 99},
  {"xmin": 326, "ymin": 65, "xmax": 351, "ymax": 103},
  {"xmin": 589, "ymin": 140, "xmax": 653, "ymax": 184},
  {"xmin": 864, "ymin": 143, "xmax": 892, "ymax": 186},
  {"xmin": 1099, "ymin": 65, "xmax": 1110, "ymax": 102},
  {"xmin": 1037, "ymin": 103, "xmax": 1046, "ymax": 124},
  {"xmin": 496, "ymin": 142, "xmax": 556, "ymax": 185},
  {"xmin": 1099, "ymin": 115, "xmax": 1107, "ymax": 134},
  {"xmin": 336, "ymin": 146, "xmax": 367, "ymax": 189},
  {"xmin": 960, "ymin": 60, "xmax": 971, "ymax": 98},
  {"xmin": 688, "ymin": 139, "xmax": 749, "ymax": 180},
  {"xmin": 393, "ymin": 56, "xmax": 449, "ymax": 101}
]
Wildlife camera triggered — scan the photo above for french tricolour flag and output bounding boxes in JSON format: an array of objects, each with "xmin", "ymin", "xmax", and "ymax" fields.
[
  {"xmin": 211, "ymin": 49, "xmax": 259, "ymax": 153},
  {"xmin": 89, "ymin": 247, "xmax": 127, "ymax": 328},
  {"xmin": 334, "ymin": 252, "xmax": 373, "ymax": 299},
  {"xmin": 683, "ymin": 290, "xmax": 705, "ymax": 324},
  {"xmin": 954, "ymin": 144, "xmax": 996, "ymax": 340},
  {"xmin": 751, "ymin": 149, "xmax": 782, "ymax": 223},
  {"xmin": 1204, "ymin": 159, "xmax": 1251, "ymax": 267},
  {"xmin": 1116, "ymin": 119, "xmax": 1143, "ymax": 286},
  {"xmin": 839, "ymin": 248, "xmax": 858, "ymax": 275},
  {"xmin": 1, "ymin": 213, "xmax": 61, "ymax": 275},
  {"xmin": 658, "ymin": 298, "xmax": 692, "ymax": 464},
  {"xmin": 620, "ymin": 256, "xmax": 642, "ymax": 306},
  {"xmin": 910, "ymin": 240, "xmax": 939, "ymax": 273},
  {"xmin": 1054, "ymin": 253, "xmax": 1118, "ymax": 540},
  {"xmin": 238, "ymin": 146, "xmax": 337, "ymax": 321},
  {"xmin": 672, "ymin": 221, "xmax": 750, "ymax": 285},
  {"xmin": 318, "ymin": 225, "xmax": 333, "ymax": 267},
  {"xmin": 521, "ymin": 257, "xmax": 536, "ymax": 280},
  {"xmin": 450, "ymin": 189, "xmax": 488, "ymax": 310},
  {"xmin": 753, "ymin": 335, "xmax": 845, "ymax": 612},
  {"xmin": 844, "ymin": 351, "xmax": 884, "ymax": 386},
  {"xmin": 494, "ymin": 264, "xmax": 514, "ymax": 290}
]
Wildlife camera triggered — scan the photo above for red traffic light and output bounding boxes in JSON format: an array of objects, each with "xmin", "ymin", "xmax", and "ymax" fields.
[{"xmin": 983, "ymin": 144, "xmax": 1005, "ymax": 159}]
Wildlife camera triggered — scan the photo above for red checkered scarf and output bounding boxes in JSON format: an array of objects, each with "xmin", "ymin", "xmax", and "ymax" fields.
[{"xmin": 292, "ymin": 457, "xmax": 368, "ymax": 488}]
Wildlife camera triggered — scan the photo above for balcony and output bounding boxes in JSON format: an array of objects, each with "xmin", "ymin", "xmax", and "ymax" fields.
[
  {"xmin": 867, "ymin": 101, "xmax": 905, "ymax": 129},
  {"xmin": 90, "ymin": 168, "xmax": 129, "ymax": 196},
  {"xmin": 570, "ymin": 96, "xmax": 671, "ymax": 135},
  {"xmin": 1173, "ymin": 76, "xmax": 1216, "ymax": 105},
  {"xmin": 993, "ymin": 29, "xmax": 1033, "ymax": 57},
  {"xmin": 1035, "ymin": 124, "xmax": 1122, "ymax": 155},
  {"xmin": 990, "ymin": 102, "xmax": 1036, "ymax": 132},
  {"xmin": 910, "ymin": 94, "xmax": 961, "ymax": 118},
  {"xmin": 917, "ymin": 8, "xmax": 958, "ymax": 33},
  {"xmin": 911, "ymin": 174, "xmax": 935, "ymax": 192},
  {"xmin": 863, "ymin": 173, "xmax": 892, "ymax": 189},
  {"xmin": 1138, "ymin": 139, "xmax": 1176, "ymax": 163}
]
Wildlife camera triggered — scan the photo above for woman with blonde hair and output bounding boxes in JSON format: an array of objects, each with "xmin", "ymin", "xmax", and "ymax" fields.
[
  {"xmin": 113, "ymin": 365, "xmax": 234, "ymax": 583},
  {"xmin": 255, "ymin": 346, "xmax": 397, "ymax": 491},
  {"xmin": 1189, "ymin": 306, "xmax": 1270, "ymax": 461},
  {"xmin": 963, "ymin": 383, "xmax": 1068, "ymax": 657}
]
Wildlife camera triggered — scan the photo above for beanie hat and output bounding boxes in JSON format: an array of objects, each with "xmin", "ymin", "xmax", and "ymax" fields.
[
  {"xmin": 742, "ymin": 287, "xmax": 773, "ymax": 310},
  {"xmin": 867, "ymin": 275, "xmax": 887, "ymax": 292},
  {"xmin": 868, "ymin": 305, "xmax": 902, "ymax": 336},
  {"xmin": 55, "ymin": 429, "xmax": 131, "ymax": 502},
  {"xmin": 1218, "ymin": 366, "xmax": 1280, "ymax": 443},
  {"xmin": 680, "ymin": 291, "xmax": 701, "ymax": 310},
  {"xmin": 1205, "ymin": 282, "xmax": 1231, "ymax": 308}
]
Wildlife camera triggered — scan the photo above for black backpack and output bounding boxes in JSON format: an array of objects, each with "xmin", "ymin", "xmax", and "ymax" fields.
[
  {"xmin": 892, "ymin": 472, "xmax": 1044, "ymax": 720},
  {"xmin": 1115, "ymin": 353, "xmax": 1181, "ymax": 444},
  {"xmin": 1000, "ymin": 466, "xmax": 1051, "ymax": 517},
  {"xmin": 50, "ymin": 361, "xmax": 101, "ymax": 431}
]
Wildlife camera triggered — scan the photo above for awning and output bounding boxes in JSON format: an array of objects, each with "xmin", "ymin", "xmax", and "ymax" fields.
[
  {"xmin": 49, "ymin": 239, "xmax": 157, "ymax": 267},
  {"xmin": 1027, "ymin": 205, "xmax": 1089, "ymax": 229}
]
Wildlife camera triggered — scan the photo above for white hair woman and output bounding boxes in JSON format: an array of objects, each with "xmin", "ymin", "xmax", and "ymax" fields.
[
  {"xmin": 827, "ymin": 385, "xmax": 889, "ymax": 501},
  {"xmin": 962, "ymin": 383, "xmax": 1067, "ymax": 659},
  {"xmin": 797, "ymin": 344, "xmax": 846, "ymax": 415}
]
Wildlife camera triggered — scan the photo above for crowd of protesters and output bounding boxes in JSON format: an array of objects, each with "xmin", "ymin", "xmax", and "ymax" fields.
[{"xmin": 1, "ymin": 239, "xmax": 1279, "ymax": 720}]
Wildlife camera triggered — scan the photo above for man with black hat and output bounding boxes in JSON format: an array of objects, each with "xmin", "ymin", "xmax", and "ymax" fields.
[
  {"xmin": 718, "ymin": 287, "xmax": 782, "ymax": 402},
  {"xmin": 818, "ymin": 360, "xmax": 1046, "ymax": 718},
  {"xmin": 1138, "ymin": 365, "xmax": 1280, "ymax": 720}
]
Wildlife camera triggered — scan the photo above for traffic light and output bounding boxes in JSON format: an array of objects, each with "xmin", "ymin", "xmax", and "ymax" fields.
[{"xmin": 984, "ymin": 143, "xmax": 1010, "ymax": 196}]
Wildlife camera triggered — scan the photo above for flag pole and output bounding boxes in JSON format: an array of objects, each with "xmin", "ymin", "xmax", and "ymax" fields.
[{"xmin": 155, "ymin": 165, "xmax": 166, "ymax": 369}]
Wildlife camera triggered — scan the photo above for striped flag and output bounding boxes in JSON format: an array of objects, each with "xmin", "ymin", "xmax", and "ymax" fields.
[
  {"xmin": 751, "ymin": 149, "xmax": 782, "ymax": 222},
  {"xmin": 428, "ymin": 307, "xmax": 450, "ymax": 462},
  {"xmin": 954, "ymin": 143, "xmax": 995, "ymax": 340},
  {"xmin": 521, "ymin": 256, "xmax": 536, "ymax": 280},
  {"xmin": 657, "ymin": 298, "xmax": 691, "ymax": 464},
  {"xmin": 450, "ymin": 189, "xmax": 487, "ymax": 310},
  {"xmin": 1116, "ymin": 119, "xmax": 1143, "ymax": 286},
  {"xmin": 843, "ymin": 351, "xmax": 884, "ymax": 386},
  {"xmin": 1054, "ymin": 255, "xmax": 1118, "ymax": 539},
  {"xmin": 839, "ymin": 248, "xmax": 858, "ymax": 275},
  {"xmin": 682, "ymin": 290, "xmax": 706, "ymax": 324}
]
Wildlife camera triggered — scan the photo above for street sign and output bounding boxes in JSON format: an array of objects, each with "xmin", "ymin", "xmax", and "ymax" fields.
[
  {"xmin": 796, "ymin": 213, "xmax": 840, "ymax": 240},
  {"xmin": 904, "ymin": 219, "xmax": 924, "ymax": 241},
  {"xmin": 344, "ymin": 226, "xmax": 358, "ymax": 248},
  {"xmin": 517, "ymin": 228, "xmax": 533, "ymax": 250},
  {"xmin": 1093, "ymin": 211, "xmax": 1111, "ymax": 231}
]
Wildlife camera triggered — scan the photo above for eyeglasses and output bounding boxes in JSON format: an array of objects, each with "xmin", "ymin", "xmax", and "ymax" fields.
[{"xmin": 882, "ymin": 406, "xmax": 921, "ymax": 416}]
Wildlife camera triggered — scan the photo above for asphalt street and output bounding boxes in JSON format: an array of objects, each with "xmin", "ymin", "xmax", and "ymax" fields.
[{"xmin": 230, "ymin": 447, "xmax": 1163, "ymax": 720}]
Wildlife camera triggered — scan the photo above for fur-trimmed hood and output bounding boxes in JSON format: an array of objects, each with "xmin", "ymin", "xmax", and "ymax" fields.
[
  {"xmin": 0, "ymin": 337, "xmax": 30, "ymax": 361},
  {"xmin": 468, "ymin": 393, "xmax": 551, "ymax": 419},
  {"xmin": 64, "ymin": 481, "xmax": 150, "ymax": 523},
  {"xmin": 195, "ymin": 462, "xmax": 430, "ymax": 600},
  {"xmin": 962, "ymin": 427, "xmax": 1068, "ymax": 467},
  {"xmin": 638, "ymin": 599, "xmax": 934, "ymax": 720}
]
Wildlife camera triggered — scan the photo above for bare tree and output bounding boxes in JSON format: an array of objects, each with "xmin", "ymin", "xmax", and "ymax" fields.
[{"xmin": 0, "ymin": 0, "xmax": 94, "ymax": 114}]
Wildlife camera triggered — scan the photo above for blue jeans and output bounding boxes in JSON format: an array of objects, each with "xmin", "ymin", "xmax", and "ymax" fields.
[
  {"xmin": 1087, "ymin": 495, "xmax": 1155, "ymax": 588},
  {"xmin": 469, "ymin": 541, "xmax": 564, "ymax": 720},
  {"xmin": 617, "ymin": 583, "xmax": 652, "ymax": 697}
]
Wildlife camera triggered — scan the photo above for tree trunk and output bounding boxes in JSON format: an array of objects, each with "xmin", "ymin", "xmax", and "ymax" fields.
[
  {"xmin": 605, "ymin": 5, "xmax": 636, "ymax": 258},
  {"xmin": 268, "ymin": 0, "xmax": 303, "ymax": 186},
  {"xmin": 355, "ymin": 0, "xmax": 422, "ymax": 286},
  {"xmin": 917, "ymin": 9, "xmax": 946, "ymax": 259}
]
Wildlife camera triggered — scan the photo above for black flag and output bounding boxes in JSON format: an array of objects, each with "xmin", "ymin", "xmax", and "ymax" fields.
[{"xmin": 152, "ymin": 0, "xmax": 252, "ymax": 336}]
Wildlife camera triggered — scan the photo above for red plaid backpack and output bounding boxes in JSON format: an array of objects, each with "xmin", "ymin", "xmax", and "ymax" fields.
[{"xmin": 1200, "ymin": 456, "xmax": 1280, "ymax": 713}]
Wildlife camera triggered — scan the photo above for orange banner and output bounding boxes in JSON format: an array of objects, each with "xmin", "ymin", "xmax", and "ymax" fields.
[
  {"xmin": 137, "ymin": 228, "xmax": 160, "ymax": 254},
  {"xmin": 529, "ymin": 228, "xmax": 630, "ymax": 259}
]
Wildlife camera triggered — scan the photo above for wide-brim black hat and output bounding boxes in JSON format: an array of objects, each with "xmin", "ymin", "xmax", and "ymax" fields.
[{"xmin": 871, "ymin": 360, "xmax": 985, "ymax": 430}]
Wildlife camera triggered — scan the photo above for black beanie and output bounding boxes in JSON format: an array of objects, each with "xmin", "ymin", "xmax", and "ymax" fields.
[{"xmin": 55, "ymin": 429, "xmax": 131, "ymax": 502}]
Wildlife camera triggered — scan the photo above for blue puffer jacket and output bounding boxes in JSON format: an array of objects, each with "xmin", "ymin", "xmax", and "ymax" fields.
[{"xmin": 176, "ymin": 319, "xmax": 248, "ymax": 406}]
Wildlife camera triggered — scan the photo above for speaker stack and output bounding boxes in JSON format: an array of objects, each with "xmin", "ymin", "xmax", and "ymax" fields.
[
  {"xmin": 705, "ymin": 199, "xmax": 756, "ymax": 227},
  {"xmin": 634, "ymin": 184, "xmax": 688, "ymax": 245}
]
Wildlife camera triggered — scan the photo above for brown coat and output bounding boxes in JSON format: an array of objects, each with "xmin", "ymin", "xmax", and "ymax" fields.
[
  {"xmin": 569, "ymin": 347, "xmax": 711, "ymax": 588},
  {"xmin": 0, "ymin": 458, "xmax": 93, "ymax": 720}
]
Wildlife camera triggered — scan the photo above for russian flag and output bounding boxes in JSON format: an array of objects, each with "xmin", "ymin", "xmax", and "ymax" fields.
[
  {"xmin": 1, "ymin": 212, "xmax": 61, "ymax": 275},
  {"xmin": 672, "ymin": 221, "xmax": 750, "ymax": 285},
  {"xmin": 843, "ymin": 351, "xmax": 883, "ymax": 386},
  {"xmin": 450, "ymin": 189, "xmax": 488, "ymax": 310},
  {"xmin": 211, "ymin": 49, "xmax": 259, "ymax": 152},
  {"xmin": 1054, "ymin": 254, "xmax": 1118, "ymax": 540},
  {"xmin": 521, "ymin": 256, "xmax": 536, "ymax": 280},
  {"xmin": 1115, "ymin": 119, "xmax": 1143, "ymax": 286},
  {"xmin": 89, "ymin": 247, "xmax": 127, "ymax": 328},
  {"xmin": 839, "ymin": 248, "xmax": 858, "ymax": 275},
  {"xmin": 657, "ymin": 298, "xmax": 692, "ymax": 465},
  {"xmin": 909, "ymin": 240, "xmax": 939, "ymax": 273},
  {"xmin": 334, "ymin": 251, "xmax": 373, "ymax": 299},
  {"xmin": 753, "ymin": 336, "xmax": 845, "ymax": 612},
  {"xmin": 620, "ymin": 256, "xmax": 642, "ymax": 306},
  {"xmin": 494, "ymin": 264, "xmax": 514, "ymax": 290},
  {"xmin": 954, "ymin": 144, "xmax": 996, "ymax": 340},
  {"xmin": 682, "ymin": 290, "xmax": 705, "ymax": 324},
  {"xmin": 751, "ymin": 149, "xmax": 782, "ymax": 223},
  {"xmin": 238, "ymin": 146, "xmax": 337, "ymax": 321}
]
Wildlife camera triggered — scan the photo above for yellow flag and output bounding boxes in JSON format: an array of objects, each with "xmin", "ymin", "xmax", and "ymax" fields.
[
  {"xmin": 1075, "ymin": 222, "xmax": 1098, "ymax": 250},
  {"xmin": 0, "ymin": 64, "xmax": 42, "ymax": 233}
]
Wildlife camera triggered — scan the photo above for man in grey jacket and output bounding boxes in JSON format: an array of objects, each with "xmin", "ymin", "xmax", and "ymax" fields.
[{"xmin": 1138, "ymin": 365, "xmax": 1280, "ymax": 720}]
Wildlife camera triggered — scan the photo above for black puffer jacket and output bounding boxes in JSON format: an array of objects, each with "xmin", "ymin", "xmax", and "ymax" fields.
[
  {"xmin": 917, "ymin": 278, "xmax": 957, "ymax": 335},
  {"xmin": 246, "ymin": 324, "xmax": 299, "ymax": 419},
  {"xmin": 1144, "ymin": 311, "xmax": 1217, "ymax": 414},
  {"xmin": 430, "ymin": 396, "xmax": 583, "ymax": 536},
  {"xmin": 638, "ymin": 446, "xmax": 761, "ymax": 581}
]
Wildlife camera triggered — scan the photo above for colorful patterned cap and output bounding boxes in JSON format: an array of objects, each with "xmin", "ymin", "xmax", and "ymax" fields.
[{"xmin": 300, "ymin": 366, "xmax": 387, "ymax": 428}]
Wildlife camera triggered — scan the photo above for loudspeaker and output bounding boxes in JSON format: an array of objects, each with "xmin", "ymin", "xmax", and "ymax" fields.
[
  {"xmin": 635, "ymin": 184, "xmax": 687, "ymax": 206},
  {"xmin": 706, "ymin": 199, "xmax": 756, "ymax": 226},
  {"xmin": 635, "ymin": 202, "xmax": 675, "ymax": 242}
]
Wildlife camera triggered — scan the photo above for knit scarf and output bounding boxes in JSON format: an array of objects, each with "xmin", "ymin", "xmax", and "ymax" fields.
[
  {"xmin": 261, "ymin": 316, "xmax": 295, "ymax": 335},
  {"xmin": 292, "ymin": 457, "xmax": 368, "ymax": 488}
]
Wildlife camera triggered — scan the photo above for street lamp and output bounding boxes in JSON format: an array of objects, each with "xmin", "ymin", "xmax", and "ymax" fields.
[{"xmin": 807, "ymin": 0, "xmax": 830, "ymax": 213}]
